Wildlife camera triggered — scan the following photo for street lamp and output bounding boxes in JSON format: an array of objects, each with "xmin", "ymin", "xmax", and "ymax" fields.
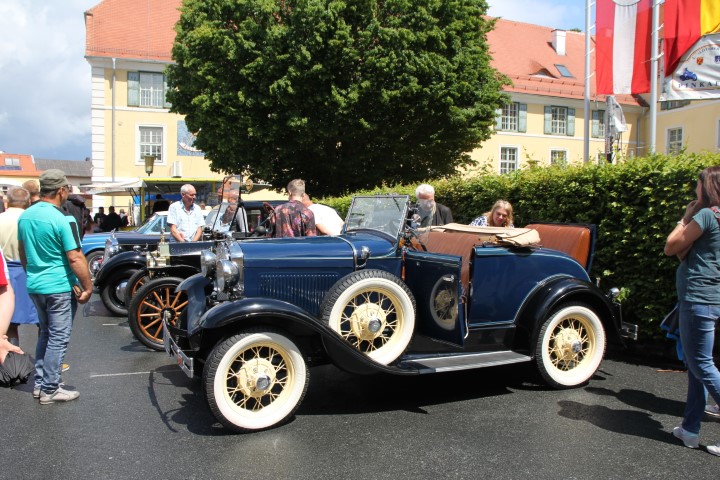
[{"xmin": 144, "ymin": 155, "xmax": 156, "ymax": 176}]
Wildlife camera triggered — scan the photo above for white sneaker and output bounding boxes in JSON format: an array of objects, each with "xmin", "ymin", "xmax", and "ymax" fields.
[
  {"xmin": 39, "ymin": 387, "xmax": 80, "ymax": 405},
  {"xmin": 708, "ymin": 444, "xmax": 720, "ymax": 456},
  {"xmin": 705, "ymin": 404, "xmax": 720, "ymax": 417},
  {"xmin": 673, "ymin": 426, "xmax": 700, "ymax": 449}
]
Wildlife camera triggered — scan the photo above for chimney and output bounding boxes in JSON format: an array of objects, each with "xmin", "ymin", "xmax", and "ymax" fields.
[{"xmin": 552, "ymin": 29, "xmax": 566, "ymax": 56}]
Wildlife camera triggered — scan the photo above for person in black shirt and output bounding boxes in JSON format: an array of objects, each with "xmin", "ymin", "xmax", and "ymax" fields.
[{"xmin": 102, "ymin": 206, "xmax": 123, "ymax": 232}]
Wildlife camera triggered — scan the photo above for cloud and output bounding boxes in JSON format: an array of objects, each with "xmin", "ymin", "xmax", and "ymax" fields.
[
  {"xmin": 488, "ymin": 0, "xmax": 587, "ymax": 31},
  {"xmin": 0, "ymin": 0, "xmax": 97, "ymax": 159}
]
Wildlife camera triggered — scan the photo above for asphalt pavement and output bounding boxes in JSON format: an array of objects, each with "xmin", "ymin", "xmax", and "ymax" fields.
[{"xmin": 2, "ymin": 294, "xmax": 720, "ymax": 480}]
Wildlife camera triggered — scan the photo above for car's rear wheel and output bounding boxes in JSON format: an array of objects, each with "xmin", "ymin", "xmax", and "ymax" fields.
[
  {"xmin": 204, "ymin": 329, "xmax": 308, "ymax": 432},
  {"xmin": 535, "ymin": 303, "xmax": 606, "ymax": 388},
  {"xmin": 124, "ymin": 268, "xmax": 149, "ymax": 309},
  {"xmin": 128, "ymin": 276, "xmax": 184, "ymax": 350},
  {"xmin": 100, "ymin": 268, "xmax": 136, "ymax": 316},
  {"xmin": 86, "ymin": 250, "xmax": 104, "ymax": 281},
  {"xmin": 321, "ymin": 270, "xmax": 415, "ymax": 365}
]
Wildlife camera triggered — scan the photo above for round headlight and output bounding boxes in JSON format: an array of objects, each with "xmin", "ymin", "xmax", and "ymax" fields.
[
  {"xmin": 200, "ymin": 250, "xmax": 217, "ymax": 277},
  {"xmin": 108, "ymin": 245, "xmax": 121, "ymax": 258},
  {"xmin": 216, "ymin": 259, "xmax": 240, "ymax": 291}
]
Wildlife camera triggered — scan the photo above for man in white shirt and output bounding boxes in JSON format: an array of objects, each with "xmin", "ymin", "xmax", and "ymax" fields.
[
  {"xmin": 167, "ymin": 184, "xmax": 205, "ymax": 242},
  {"xmin": 301, "ymin": 193, "xmax": 344, "ymax": 235}
]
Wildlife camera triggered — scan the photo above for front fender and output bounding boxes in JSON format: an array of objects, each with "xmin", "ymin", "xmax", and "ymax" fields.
[
  {"xmin": 194, "ymin": 297, "xmax": 416, "ymax": 376},
  {"xmin": 94, "ymin": 250, "xmax": 146, "ymax": 288},
  {"xmin": 177, "ymin": 273, "xmax": 212, "ymax": 333},
  {"xmin": 514, "ymin": 276, "xmax": 622, "ymax": 352}
]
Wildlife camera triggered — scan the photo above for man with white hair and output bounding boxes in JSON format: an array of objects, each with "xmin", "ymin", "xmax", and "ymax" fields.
[
  {"xmin": 415, "ymin": 183, "xmax": 453, "ymax": 227},
  {"xmin": 168, "ymin": 184, "xmax": 205, "ymax": 242}
]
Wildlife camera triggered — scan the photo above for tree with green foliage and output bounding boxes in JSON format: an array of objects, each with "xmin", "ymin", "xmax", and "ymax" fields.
[{"xmin": 167, "ymin": 0, "xmax": 509, "ymax": 197}]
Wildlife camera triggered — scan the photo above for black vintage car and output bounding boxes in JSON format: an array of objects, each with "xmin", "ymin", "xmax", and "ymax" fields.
[
  {"xmin": 164, "ymin": 194, "xmax": 637, "ymax": 433},
  {"xmin": 126, "ymin": 200, "xmax": 281, "ymax": 349},
  {"xmin": 94, "ymin": 199, "xmax": 278, "ymax": 316}
]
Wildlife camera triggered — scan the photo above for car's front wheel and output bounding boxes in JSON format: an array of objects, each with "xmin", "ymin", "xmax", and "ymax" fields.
[
  {"xmin": 204, "ymin": 329, "xmax": 309, "ymax": 432},
  {"xmin": 86, "ymin": 250, "xmax": 104, "ymax": 280},
  {"xmin": 99, "ymin": 268, "xmax": 136, "ymax": 316},
  {"xmin": 535, "ymin": 303, "xmax": 606, "ymax": 388},
  {"xmin": 128, "ymin": 276, "xmax": 184, "ymax": 350},
  {"xmin": 321, "ymin": 270, "xmax": 416, "ymax": 365}
]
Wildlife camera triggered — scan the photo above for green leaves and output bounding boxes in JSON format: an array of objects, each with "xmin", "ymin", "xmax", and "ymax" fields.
[{"xmin": 167, "ymin": 0, "xmax": 506, "ymax": 196}]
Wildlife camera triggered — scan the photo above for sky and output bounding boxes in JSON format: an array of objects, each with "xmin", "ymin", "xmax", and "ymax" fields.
[{"xmin": 0, "ymin": 0, "xmax": 589, "ymax": 161}]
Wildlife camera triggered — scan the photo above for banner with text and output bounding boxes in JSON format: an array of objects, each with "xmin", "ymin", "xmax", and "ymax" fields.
[{"xmin": 662, "ymin": 33, "xmax": 720, "ymax": 100}]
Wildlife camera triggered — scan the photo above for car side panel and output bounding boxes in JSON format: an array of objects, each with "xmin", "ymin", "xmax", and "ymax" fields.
[{"xmin": 469, "ymin": 246, "xmax": 590, "ymax": 326}]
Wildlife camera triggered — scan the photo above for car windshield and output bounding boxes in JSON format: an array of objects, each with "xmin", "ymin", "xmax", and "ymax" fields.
[
  {"xmin": 205, "ymin": 203, "xmax": 244, "ymax": 233},
  {"xmin": 345, "ymin": 195, "xmax": 410, "ymax": 238},
  {"xmin": 135, "ymin": 213, "xmax": 166, "ymax": 234}
]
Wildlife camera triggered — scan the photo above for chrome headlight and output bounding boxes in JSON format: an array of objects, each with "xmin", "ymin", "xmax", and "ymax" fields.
[
  {"xmin": 216, "ymin": 259, "xmax": 240, "ymax": 291},
  {"xmin": 200, "ymin": 250, "xmax": 216, "ymax": 277},
  {"xmin": 213, "ymin": 241, "xmax": 244, "ymax": 292}
]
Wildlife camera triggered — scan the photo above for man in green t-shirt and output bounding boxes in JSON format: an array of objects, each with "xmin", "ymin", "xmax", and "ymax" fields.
[{"xmin": 18, "ymin": 169, "xmax": 93, "ymax": 405}]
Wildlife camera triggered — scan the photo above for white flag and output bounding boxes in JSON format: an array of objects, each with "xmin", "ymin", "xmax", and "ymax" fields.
[{"xmin": 606, "ymin": 95, "xmax": 628, "ymax": 133}]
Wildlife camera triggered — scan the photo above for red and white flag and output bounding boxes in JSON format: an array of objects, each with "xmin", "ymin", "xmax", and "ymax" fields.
[{"xmin": 596, "ymin": 0, "xmax": 653, "ymax": 94}]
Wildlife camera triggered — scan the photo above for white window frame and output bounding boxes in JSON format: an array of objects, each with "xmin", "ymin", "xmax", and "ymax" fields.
[
  {"xmin": 500, "ymin": 146, "xmax": 519, "ymax": 174},
  {"xmin": 667, "ymin": 127, "xmax": 683, "ymax": 154},
  {"xmin": 501, "ymin": 103, "xmax": 519, "ymax": 131},
  {"xmin": 135, "ymin": 124, "xmax": 167, "ymax": 166},
  {"xmin": 550, "ymin": 149, "xmax": 568, "ymax": 166},
  {"xmin": 551, "ymin": 106, "xmax": 568, "ymax": 135}
]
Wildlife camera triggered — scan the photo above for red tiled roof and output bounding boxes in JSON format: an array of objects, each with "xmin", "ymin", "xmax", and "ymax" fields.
[
  {"xmin": 487, "ymin": 18, "xmax": 643, "ymax": 106},
  {"xmin": 83, "ymin": 3, "xmax": 643, "ymax": 106},
  {"xmin": 85, "ymin": 0, "xmax": 181, "ymax": 61},
  {"xmin": 0, "ymin": 153, "xmax": 39, "ymax": 177}
]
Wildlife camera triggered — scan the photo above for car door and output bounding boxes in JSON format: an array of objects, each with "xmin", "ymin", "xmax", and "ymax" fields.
[{"xmin": 404, "ymin": 250, "xmax": 466, "ymax": 346}]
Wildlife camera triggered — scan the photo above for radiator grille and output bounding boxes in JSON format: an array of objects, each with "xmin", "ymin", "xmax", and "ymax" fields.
[{"xmin": 258, "ymin": 273, "xmax": 340, "ymax": 315}]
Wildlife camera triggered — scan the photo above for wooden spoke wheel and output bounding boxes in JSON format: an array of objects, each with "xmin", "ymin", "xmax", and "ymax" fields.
[{"xmin": 128, "ymin": 276, "xmax": 186, "ymax": 350}]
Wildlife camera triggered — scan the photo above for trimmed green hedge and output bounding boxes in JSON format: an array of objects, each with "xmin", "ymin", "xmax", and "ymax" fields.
[{"xmin": 321, "ymin": 152, "xmax": 720, "ymax": 342}]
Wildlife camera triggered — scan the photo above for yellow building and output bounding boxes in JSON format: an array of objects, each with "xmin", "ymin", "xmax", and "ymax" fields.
[{"xmin": 83, "ymin": 1, "xmax": 718, "ymax": 191}]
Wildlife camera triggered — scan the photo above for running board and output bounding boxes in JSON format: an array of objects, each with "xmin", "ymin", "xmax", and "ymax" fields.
[{"xmin": 397, "ymin": 351, "xmax": 531, "ymax": 374}]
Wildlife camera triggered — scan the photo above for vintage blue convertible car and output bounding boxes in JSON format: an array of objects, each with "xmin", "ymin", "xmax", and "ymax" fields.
[{"xmin": 164, "ymin": 195, "xmax": 637, "ymax": 432}]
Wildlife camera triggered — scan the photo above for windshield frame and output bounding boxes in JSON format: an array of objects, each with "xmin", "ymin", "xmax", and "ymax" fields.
[{"xmin": 344, "ymin": 195, "xmax": 410, "ymax": 239}]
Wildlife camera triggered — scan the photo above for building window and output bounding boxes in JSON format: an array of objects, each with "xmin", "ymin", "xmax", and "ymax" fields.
[
  {"xmin": 139, "ymin": 126, "xmax": 164, "ymax": 163},
  {"xmin": 660, "ymin": 100, "xmax": 691, "ymax": 111},
  {"xmin": 495, "ymin": 102, "xmax": 527, "ymax": 132},
  {"xmin": 500, "ymin": 147, "xmax": 519, "ymax": 174},
  {"xmin": 544, "ymin": 106, "xmax": 575, "ymax": 136},
  {"xmin": 591, "ymin": 110, "xmax": 606, "ymax": 138},
  {"xmin": 128, "ymin": 72, "xmax": 170, "ymax": 108},
  {"xmin": 667, "ymin": 127, "xmax": 683, "ymax": 154},
  {"xmin": 555, "ymin": 64, "xmax": 573, "ymax": 78},
  {"xmin": 550, "ymin": 150, "xmax": 567, "ymax": 166}
]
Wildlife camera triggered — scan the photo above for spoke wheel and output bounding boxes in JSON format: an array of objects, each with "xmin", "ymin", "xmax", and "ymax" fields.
[
  {"xmin": 128, "ymin": 277, "xmax": 184, "ymax": 350},
  {"xmin": 321, "ymin": 270, "xmax": 415, "ymax": 365},
  {"xmin": 204, "ymin": 329, "xmax": 308, "ymax": 432},
  {"xmin": 535, "ymin": 303, "xmax": 606, "ymax": 388},
  {"xmin": 124, "ymin": 268, "xmax": 149, "ymax": 308}
]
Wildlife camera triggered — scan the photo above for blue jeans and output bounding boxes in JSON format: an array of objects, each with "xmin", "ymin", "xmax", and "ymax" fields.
[
  {"xmin": 31, "ymin": 292, "xmax": 77, "ymax": 394},
  {"xmin": 678, "ymin": 300, "xmax": 720, "ymax": 434}
]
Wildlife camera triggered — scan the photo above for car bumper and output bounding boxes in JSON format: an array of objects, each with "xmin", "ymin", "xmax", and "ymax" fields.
[{"xmin": 163, "ymin": 319, "xmax": 195, "ymax": 378}]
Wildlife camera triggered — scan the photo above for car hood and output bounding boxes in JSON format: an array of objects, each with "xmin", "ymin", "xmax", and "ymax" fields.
[{"xmin": 237, "ymin": 232, "xmax": 397, "ymax": 268}]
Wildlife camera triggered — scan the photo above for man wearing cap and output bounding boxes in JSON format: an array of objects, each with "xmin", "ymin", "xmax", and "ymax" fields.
[{"xmin": 18, "ymin": 169, "xmax": 93, "ymax": 405}]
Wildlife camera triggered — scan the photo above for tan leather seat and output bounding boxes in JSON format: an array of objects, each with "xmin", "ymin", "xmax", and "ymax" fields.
[{"xmin": 525, "ymin": 223, "xmax": 591, "ymax": 269}]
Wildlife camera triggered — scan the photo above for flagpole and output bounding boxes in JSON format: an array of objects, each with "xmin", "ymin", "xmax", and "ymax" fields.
[
  {"xmin": 584, "ymin": 0, "xmax": 592, "ymax": 163},
  {"xmin": 649, "ymin": 0, "xmax": 661, "ymax": 155}
]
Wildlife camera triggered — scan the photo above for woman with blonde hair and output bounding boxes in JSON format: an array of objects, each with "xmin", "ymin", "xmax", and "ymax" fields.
[{"xmin": 470, "ymin": 200, "xmax": 514, "ymax": 227}]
